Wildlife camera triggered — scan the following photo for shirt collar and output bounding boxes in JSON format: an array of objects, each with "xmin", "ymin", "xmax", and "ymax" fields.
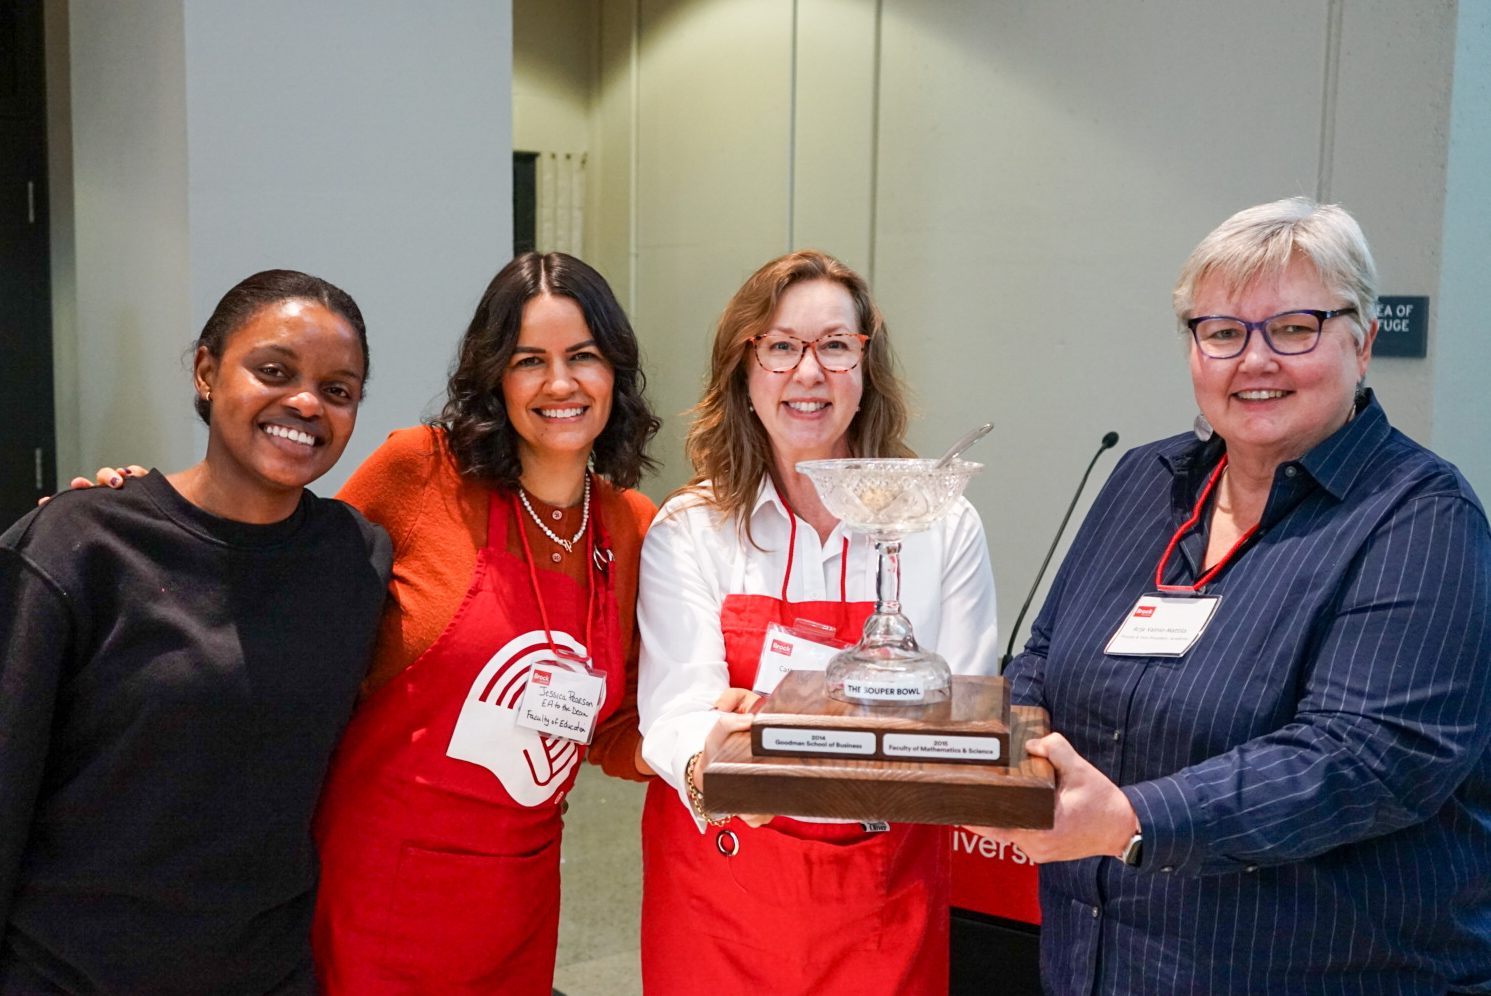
[
  {"xmin": 750, "ymin": 476, "xmax": 791, "ymax": 523},
  {"xmin": 1296, "ymin": 390, "xmax": 1391, "ymax": 500},
  {"xmin": 749, "ymin": 476, "xmax": 853, "ymax": 548}
]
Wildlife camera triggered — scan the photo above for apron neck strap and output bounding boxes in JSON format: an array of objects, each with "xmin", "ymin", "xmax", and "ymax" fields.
[
  {"xmin": 840, "ymin": 536, "xmax": 849, "ymax": 602},
  {"xmin": 510, "ymin": 479, "xmax": 598, "ymax": 658},
  {"xmin": 1155, "ymin": 453, "xmax": 1259, "ymax": 592},
  {"xmin": 777, "ymin": 493, "xmax": 851, "ymax": 604}
]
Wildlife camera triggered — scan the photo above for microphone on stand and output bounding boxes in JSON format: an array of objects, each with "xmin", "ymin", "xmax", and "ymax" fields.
[{"xmin": 1000, "ymin": 431, "xmax": 1120, "ymax": 670}]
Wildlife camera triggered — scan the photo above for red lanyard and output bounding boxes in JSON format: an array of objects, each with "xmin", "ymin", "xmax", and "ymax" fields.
[
  {"xmin": 780, "ymin": 495, "xmax": 851, "ymax": 603},
  {"xmin": 512, "ymin": 482, "xmax": 598, "ymax": 661},
  {"xmin": 1154, "ymin": 455, "xmax": 1259, "ymax": 593}
]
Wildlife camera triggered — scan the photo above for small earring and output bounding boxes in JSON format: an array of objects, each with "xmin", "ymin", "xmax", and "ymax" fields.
[
  {"xmin": 1192, "ymin": 413, "xmax": 1213, "ymax": 442},
  {"xmin": 204, "ymin": 389, "xmax": 212, "ymax": 403},
  {"xmin": 747, "ymin": 402, "xmax": 754, "ymax": 412}
]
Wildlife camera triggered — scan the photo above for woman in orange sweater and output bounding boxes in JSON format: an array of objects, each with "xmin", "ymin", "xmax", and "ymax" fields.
[{"xmin": 309, "ymin": 252, "xmax": 660, "ymax": 995}]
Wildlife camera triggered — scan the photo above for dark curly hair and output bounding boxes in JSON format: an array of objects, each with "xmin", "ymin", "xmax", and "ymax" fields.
[
  {"xmin": 433, "ymin": 252, "xmax": 660, "ymax": 491},
  {"xmin": 192, "ymin": 269, "xmax": 368, "ymax": 425}
]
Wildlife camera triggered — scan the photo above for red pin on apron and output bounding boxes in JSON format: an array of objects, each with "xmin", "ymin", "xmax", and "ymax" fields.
[
  {"xmin": 313, "ymin": 485, "xmax": 623, "ymax": 996},
  {"xmin": 641, "ymin": 508, "xmax": 951, "ymax": 996}
]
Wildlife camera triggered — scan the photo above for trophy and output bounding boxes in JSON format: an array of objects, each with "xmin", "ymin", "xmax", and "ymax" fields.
[
  {"xmin": 795, "ymin": 457, "xmax": 982, "ymax": 706},
  {"xmin": 702, "ymin": 433, "xmax": 1055, "ymax": 829}
]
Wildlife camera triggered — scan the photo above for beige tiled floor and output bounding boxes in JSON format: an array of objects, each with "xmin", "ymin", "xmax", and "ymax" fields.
[{"xmin": 553, "ymin": 763, "xmax": 648, "ymax": 996}]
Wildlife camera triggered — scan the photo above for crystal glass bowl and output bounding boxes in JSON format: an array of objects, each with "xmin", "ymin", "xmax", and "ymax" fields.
[
  {"xmin": 796, "ymin": 457, "xmax": 983, "ymax": 536},
  {"xmin": 795, "ymin": 456, "xmax": 984, "ymax": 706}
]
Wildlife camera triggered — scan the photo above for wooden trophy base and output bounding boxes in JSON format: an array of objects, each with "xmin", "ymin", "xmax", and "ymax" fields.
[
  {"xmin": 704, "ymin": 673, "xmax": 1055, "ymax": 828},
  {"xmin": 752, "ymin": 671, "xmax": 1011, "ymax": 765}
]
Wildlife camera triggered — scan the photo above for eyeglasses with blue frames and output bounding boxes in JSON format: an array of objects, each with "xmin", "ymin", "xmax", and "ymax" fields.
[
  {"xmin": 749, "ymin": 332, "xmax": 870, "ymax": 373},
  {"xmin": 1187, "ymin": 307, "xmax": 1357, "ymax": 359}
]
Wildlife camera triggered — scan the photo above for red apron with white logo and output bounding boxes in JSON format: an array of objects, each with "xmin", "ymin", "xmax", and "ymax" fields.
[
  {"xmin": 312, "ymin": 488, "xmax": 623, "ymax": 996},
  {"xmin": 640, "ymin": 520, "xmax": 952, "ymax": 996}
]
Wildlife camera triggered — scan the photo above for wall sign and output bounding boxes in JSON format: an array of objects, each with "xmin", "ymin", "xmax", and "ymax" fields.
[{"xmin": 1373, "ymin": 296, "xmax": 1428, "ymax": 358}]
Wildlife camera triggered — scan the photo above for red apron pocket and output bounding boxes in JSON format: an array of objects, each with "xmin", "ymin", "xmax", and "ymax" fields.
[
  {"xmin": 685, "ymin": 825, "xmax": 891, "ymax": 960},
  {"xmin": 377, "ymin": 838, "xmax": 561, "ymax": 993}
]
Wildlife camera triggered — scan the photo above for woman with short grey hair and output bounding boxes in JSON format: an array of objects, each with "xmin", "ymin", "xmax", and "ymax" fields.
[
  {"xmin": 974, "ymin": 198, "xmax": 1491, "ymax": 995},
  {"xmin": 1172, "ymin": 197, "xmax": 1377, "ymax": 347}
]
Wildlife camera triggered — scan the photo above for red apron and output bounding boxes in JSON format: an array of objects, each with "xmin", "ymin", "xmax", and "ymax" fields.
[
  {"xmin": 640, "ymin": 513, "xmax": 952, "ymax": 996},
  {"xmin": 312, "ymin": 486, "xmax": 623, "ymax": 996}
]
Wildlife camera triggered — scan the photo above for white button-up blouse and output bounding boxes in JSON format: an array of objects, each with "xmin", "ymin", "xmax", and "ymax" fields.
[{"xmin": 637, "ymin": 477, "xmax": 1000, "ymax": 821}]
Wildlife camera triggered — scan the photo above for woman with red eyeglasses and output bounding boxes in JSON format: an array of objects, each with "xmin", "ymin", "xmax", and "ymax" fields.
[{"xmin": 635, "ymin": 249, "xmax": 1000, "ymax": 996}]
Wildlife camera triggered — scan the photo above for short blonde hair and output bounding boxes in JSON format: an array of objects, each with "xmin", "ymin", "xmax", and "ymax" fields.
[
  {"xmin": 1173, "ymin": 197, "xmax": 1377, "ymax": 347},
  {"xmin": 681, "ymin": 250, "xmax": 913, "ymax": 540}
]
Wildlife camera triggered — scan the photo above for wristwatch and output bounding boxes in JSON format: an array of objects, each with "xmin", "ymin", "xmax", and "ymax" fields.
[{"xmin": 1120, "ymin": 828, "xmax": 1143, "ymax": 867}]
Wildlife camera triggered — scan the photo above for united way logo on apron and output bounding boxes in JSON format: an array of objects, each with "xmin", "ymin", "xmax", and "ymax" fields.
[{"xmin": 447, "ymin": 629, "xmax": 589, "ymax": 807}]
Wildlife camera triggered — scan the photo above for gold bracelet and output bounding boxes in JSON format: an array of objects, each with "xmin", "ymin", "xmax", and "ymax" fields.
[{"xmin": 685, "ymin": 751, "xmax": 732, "ymax": 826}]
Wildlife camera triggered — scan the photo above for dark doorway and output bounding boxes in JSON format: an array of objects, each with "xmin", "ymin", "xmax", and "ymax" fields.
[
  {"xmin": 0, "ymin": 0, "xmax": 55, "ymax": 529},
  {"xmin": 513, "ymin": 150, "xmax": 537, "ymax": 255},
  {"xmin": 950, "ymin": 908, "xmax": 1043, "ymax": 996}
]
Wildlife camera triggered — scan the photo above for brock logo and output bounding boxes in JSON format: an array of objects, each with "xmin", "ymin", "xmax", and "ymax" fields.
[
  {"xmin": 770, "ymin": 639, "xmax": 793, "ymax": 656},
  {"xmin": 1134, "ymin": 605, "xmax": 1156, "ymax": 618},
  {"xmin": 446, "ymin": 629, "xmax": 589, "ymax": 807}
]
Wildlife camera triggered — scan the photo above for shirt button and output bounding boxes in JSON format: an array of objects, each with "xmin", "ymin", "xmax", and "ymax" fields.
[
  {"xmin": 1112, "ymin": 729, "xmax": 1122, "ymax": 741},
  {"xmin": 551, "ymin": 552, "xmax": 563, "ymax": 563},
  {"xmin": 1283, "ymin": 465, "xmax": 1298, "ymax": 478},
  {"xmin": 551, "ymin": 509, "xmax": 563, "ymax": 521},
  {"xmin": 1160, "ymin": 866, "xmax": 1174, "ymax": 873},
  {"xmin": 1244, "ymin": 865, "xmax": 1259, "ymax": 873},
  {"xmin": 1090, "ymin": 905, "xmax": 1100, "ymax": 919}
]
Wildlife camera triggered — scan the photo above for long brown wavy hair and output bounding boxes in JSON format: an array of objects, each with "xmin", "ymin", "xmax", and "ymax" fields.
[{"xmin": 682, "ymin": 250, "xmax": 913, "ymax": 540}]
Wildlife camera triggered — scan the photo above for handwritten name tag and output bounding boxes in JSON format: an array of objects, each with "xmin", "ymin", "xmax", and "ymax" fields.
[{"xmin": 515, "ymin": 661, "xmax": 607, "ymax": 744}]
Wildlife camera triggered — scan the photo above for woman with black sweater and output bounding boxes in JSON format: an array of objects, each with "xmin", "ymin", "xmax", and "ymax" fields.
[{"xmin": 0, "ymin": 270, "xmax": 391, "ymax": 996}]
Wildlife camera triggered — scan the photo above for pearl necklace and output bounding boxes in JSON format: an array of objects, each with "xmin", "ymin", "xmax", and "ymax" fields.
[{"xmin": 518, "ymin": 474, "xmax": 591, "ymax": 553}]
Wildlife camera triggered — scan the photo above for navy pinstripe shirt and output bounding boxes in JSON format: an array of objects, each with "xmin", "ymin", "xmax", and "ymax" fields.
[{"xmin": 1006, "ymin": 395, "xmax": 1491, "ymax": 995}]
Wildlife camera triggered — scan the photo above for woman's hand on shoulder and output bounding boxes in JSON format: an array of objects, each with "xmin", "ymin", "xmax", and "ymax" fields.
[{"xmin": 37, "ymin": 466, "xmax": 147, "ymax": 506}]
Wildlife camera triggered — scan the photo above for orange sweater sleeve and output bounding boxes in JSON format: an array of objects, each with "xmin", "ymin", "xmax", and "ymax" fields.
[{"xmin": 586, "ymin": 486, "xmax": 659, "ymax": 783}]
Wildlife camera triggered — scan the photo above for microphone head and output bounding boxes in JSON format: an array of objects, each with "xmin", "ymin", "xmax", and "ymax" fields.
[{"xmin": 1101, "ymin": 431, "xmax": 1120, "ymax": 449}]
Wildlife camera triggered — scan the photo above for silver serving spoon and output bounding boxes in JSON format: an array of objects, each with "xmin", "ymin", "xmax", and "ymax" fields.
[{"xmin": 933, "ymin": 422, "xmax": 994, "ymax": 469}]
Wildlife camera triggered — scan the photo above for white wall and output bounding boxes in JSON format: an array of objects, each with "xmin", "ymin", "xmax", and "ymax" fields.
[
  {"xmin": 183, "ymin": 1, "xmax": 513, "ymax": 495},
  {"xmin": 64, "ymin": 0, "xmax": 194, "ymax": 478},
  {"xmin": 54, "ymin": 1, "xmax": 514, "ymax": 495},
  {"xmin": 1330, "ymin": 0, "xmax": 1457, "ymax": 440},
  {"xmin": 513, "ymin": 0, "xmax": 596, "ymax": 155},
  {"xmin": 43, "ymin": 0, "xmax": 78, "ymax": 481},
  {"xmin": 1433, "ymin": 0, "xmax": 1491, "ymax": 493},
  {"xmin": 578, "ymin": 0, "xmax": 1469, "ymax": 652}
]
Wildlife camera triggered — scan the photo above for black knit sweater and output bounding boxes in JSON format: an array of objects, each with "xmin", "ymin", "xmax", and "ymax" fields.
[{"xmin": 0, "ymin": 472, "xmax": 390, "ymax": 995}]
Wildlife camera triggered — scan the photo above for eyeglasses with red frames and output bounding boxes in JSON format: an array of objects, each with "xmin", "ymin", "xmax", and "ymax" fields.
[
  {"xmin": 1187, "ymin": 307, "xmax": 1357, "ymax": 359},
  {"xmin": 749, "ymin": 332, "xmax": 870, "ymax": 373}
]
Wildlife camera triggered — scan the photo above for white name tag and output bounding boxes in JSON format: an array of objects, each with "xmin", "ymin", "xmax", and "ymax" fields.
[
  {"xmin": 1105, "ymin": 594, "xmax": 1221, "ymax": 658},
  {"xmin": 842, "ymin": 675, "xmax": 928, "ymax": 701},
  {"xmin": 882, "ymin": 733, "xmax": 1002, "ymax": 762},
  {"xmin": 760, "ymin": 727, "xmax": 877, "ymax": 754},
  {"xmin": 515, "ymin": 660, "xmax": 607, "ymax": 744},
  {"xmin": 753, "ymin": 622, "xmax": 849, "ymax": 694}
]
